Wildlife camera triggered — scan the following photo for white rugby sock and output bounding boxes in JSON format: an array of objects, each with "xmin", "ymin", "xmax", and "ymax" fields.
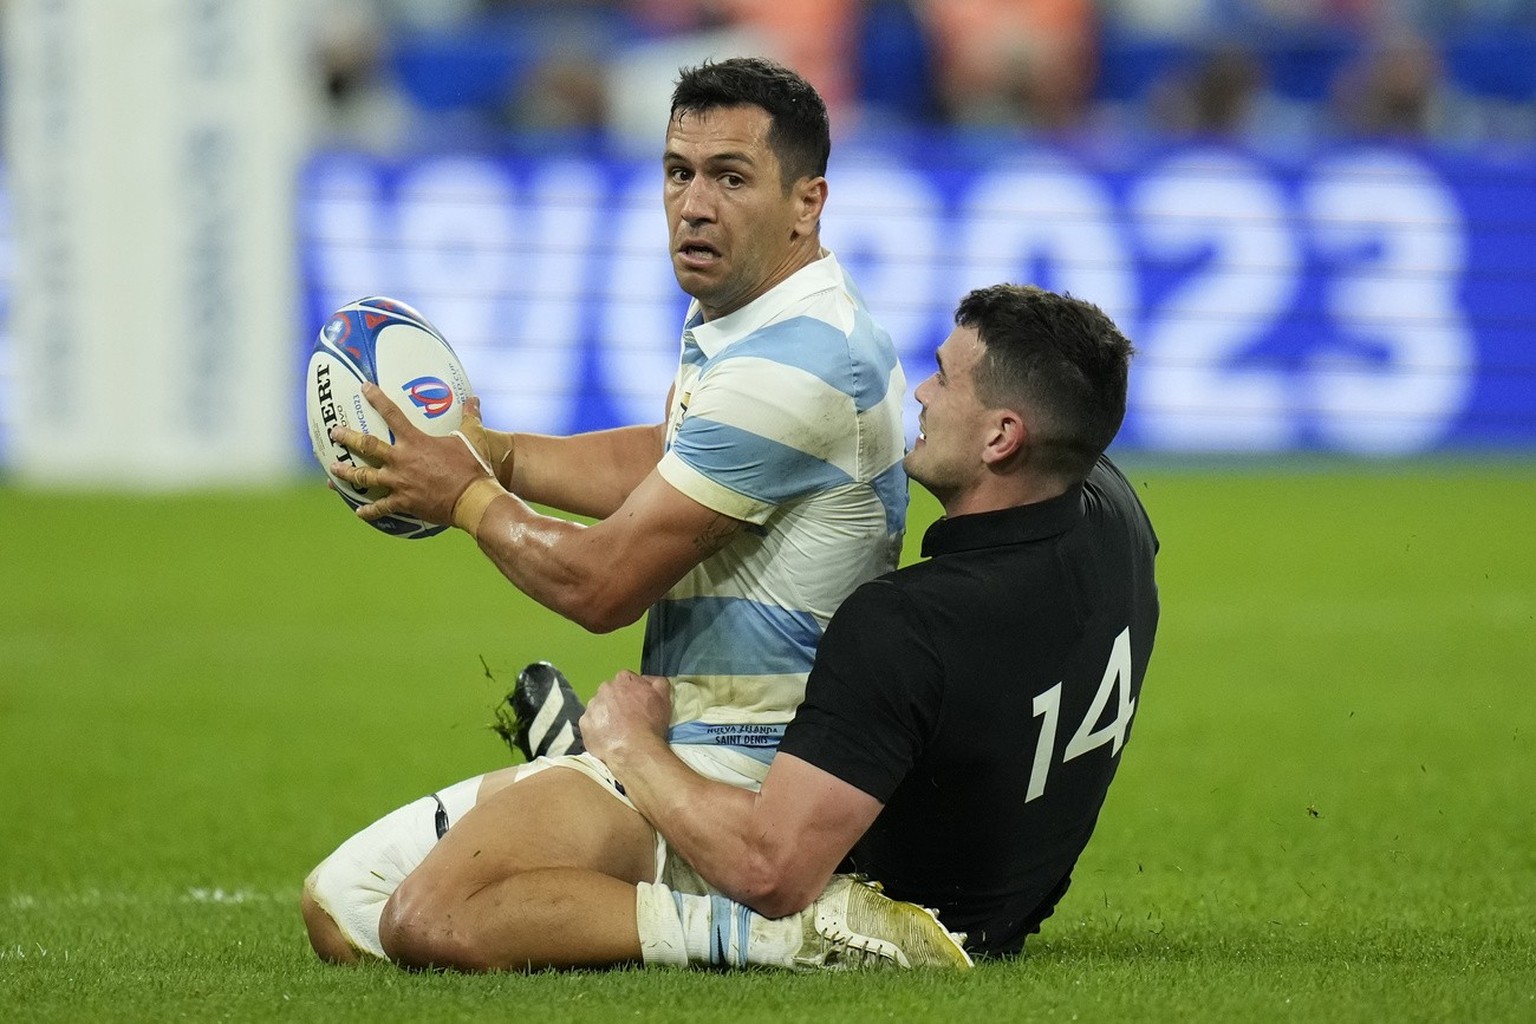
[
  {"xmin": 634, "ymin": 882, "xmax": 689, "ymax": 967},
  {"xmin": 634, "ymin": 883, "xmax": 801, "ymax": 969}
]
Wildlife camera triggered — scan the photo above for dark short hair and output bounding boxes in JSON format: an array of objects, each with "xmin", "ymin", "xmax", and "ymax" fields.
[
  {"xmin": 955, "ymin": 284, "xmax": 1135, "ymax": 480},
  {"xmin": 671, "ymin": 57, "xmax": 831, "ymax": 190}
]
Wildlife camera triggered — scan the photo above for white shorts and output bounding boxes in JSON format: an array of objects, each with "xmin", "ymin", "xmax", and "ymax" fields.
[{"xmin": 307, "ymin": 744, "xmax": 771, "ymax": 959}]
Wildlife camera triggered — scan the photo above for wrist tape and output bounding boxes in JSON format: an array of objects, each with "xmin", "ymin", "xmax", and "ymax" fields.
[{"xmin": 452, "ymin": 477, "xmax": 504, "ymax": 538}]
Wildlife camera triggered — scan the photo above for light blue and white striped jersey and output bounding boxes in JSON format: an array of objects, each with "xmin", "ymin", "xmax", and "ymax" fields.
[{"xmin": 644, "ymin": 251, "xmax": 908, "ymax": 754}]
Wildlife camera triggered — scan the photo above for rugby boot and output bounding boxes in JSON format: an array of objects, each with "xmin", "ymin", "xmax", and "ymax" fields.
[
  {"xmin": 791, "ymin": 875, "xmax": 973, "ymax": 971},
  {"xmin": 495, "ymin": 661, "xmax": 587, "ymax": 761}
]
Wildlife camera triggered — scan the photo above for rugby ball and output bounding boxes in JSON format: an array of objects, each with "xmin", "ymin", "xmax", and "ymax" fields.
[{"xmin": 305, "ymin": 296, "xmax": 473, "ymax": 539}]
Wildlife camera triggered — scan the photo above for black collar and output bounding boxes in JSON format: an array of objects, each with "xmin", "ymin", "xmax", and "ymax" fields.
[{"xmin": 920, "ymin": 482, "xmax": 1086, "ymax": 557}]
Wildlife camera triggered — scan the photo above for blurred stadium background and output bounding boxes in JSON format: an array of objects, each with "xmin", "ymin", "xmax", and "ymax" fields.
[{"xmin": 1, "ymin": 0, "xmax": 1533, "ymax": 483}]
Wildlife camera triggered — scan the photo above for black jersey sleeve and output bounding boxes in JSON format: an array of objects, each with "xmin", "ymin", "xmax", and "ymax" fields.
[{"xmin": 778, "ymin": 578, "xmax": 944, "ymax": 803}]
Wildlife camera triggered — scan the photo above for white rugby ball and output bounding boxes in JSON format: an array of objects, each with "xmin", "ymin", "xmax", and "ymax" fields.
[{"xmin": 305, "ymin": 296, "xmax": 473, "ymax": 539}]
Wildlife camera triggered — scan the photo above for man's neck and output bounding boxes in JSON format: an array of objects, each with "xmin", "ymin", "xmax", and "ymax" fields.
[
  {"xmin": 941, "ymin": 474, "xmax": 1071, "ymax": 519},
  {"xmin": 699, "ymin": 243, "xmax": 825, "ymax": 323}
]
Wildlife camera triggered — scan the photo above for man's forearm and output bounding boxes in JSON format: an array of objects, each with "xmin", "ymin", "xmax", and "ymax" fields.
[
  {"xmin": 606, "ymin": 737, "xmax": 786, "ymax": 908},
  {"xmin": 494, "ymin": 424, "xmax": 665, "ymax": 519},
  {"xmin": 583, "ymin": 673, "xmax": 883, "ymax": 918},
  {"xmin": 463, "ymin": 491, "xmax": 657, "ymax": 633}
]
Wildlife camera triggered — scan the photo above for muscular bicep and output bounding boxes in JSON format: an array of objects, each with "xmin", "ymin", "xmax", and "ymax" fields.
[
  {"xmin": 473, "ymin": 464, "xmax": 742, "ymax": 634},
  {"xmin": 748, "ymin": 752, "xmax": 884, "ymax": 915},
  {"xmin": 573, "ymin": 468, "xmax": 744, "ymax": 627}
]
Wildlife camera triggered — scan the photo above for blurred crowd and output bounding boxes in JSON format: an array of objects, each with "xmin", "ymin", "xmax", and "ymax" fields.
[{"xmin": 311, "ymin": 0, "xmax": 1536, "ymax": 153}]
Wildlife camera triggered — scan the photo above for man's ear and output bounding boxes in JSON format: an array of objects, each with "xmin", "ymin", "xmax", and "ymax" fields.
[
  {"xmin": 981, "ymin": 409, "xmax": 1028, "ymax": 467},
  {"xmin": 793, "ymin": 176, "xmax": 828, "ymax": 238}
]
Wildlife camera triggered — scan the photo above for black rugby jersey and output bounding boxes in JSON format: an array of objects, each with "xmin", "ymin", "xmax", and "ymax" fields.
[{"xmin": 778, "ymin": 456, "xmax": 1160, "ymax": 956}]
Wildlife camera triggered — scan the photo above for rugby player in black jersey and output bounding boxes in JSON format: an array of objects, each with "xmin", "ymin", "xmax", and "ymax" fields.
[{"xmin": 582, "ymin": 283, "xmax": 1159, "ymax": 957}]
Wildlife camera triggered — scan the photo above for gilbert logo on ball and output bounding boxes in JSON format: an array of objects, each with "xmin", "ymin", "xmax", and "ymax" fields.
[{"xmin": 304, "ymin": 296, "xmax": 474, "ymax": 539}]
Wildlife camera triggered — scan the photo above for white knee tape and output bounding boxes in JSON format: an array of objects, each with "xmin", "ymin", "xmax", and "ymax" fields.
[{"xmin": 305, "ymin": 775, "xmax": 484, "ymax": 961}]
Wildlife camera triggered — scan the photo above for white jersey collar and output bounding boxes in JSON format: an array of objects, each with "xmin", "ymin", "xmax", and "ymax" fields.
[{"xmin": 684, "ymin": 250, "xmax": 842, "ymax": 360}]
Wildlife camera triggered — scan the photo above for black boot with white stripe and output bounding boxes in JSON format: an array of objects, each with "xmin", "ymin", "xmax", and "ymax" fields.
[{"xmin": 498, "ymin": 661, "xmax": 586, "ymax": 762}]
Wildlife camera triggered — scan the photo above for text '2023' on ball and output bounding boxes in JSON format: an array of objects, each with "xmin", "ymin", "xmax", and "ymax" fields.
[{"xmin": 304, "ymin": 297, "xmax": 474, "ymax": 539}]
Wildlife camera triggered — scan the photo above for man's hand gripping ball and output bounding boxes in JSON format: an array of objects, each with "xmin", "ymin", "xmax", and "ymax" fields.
[{"xmin": 330, "ymin": 383, "xmax": 507, "ymax": 537}]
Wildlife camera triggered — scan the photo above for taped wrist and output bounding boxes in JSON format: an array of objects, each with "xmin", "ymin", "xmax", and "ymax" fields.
[
  {"xmin": 483, "ymin": 430, "xmax": 516, "ymax": 488},
  {"xmin": 452, "ymin": 477, "xmax": 504, "ymax": 537}
]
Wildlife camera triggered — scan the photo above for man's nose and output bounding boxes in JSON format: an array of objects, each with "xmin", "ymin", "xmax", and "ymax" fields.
[{"xmin": 678, "ymin": 178, "xmax": 715, "ymax": 223}]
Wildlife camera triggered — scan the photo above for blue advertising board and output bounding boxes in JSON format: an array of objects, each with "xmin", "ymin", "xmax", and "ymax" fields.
[
  {"xmin": 298, "ymin": 141, "xmax": 1536, "ymax": 456},
  {"xmin": 4, "ymin": 141, "xmax": 1531, "ymax": 468}
]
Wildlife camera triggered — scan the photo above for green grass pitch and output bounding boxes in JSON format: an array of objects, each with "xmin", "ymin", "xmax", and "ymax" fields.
[{"xmin": 2, "ymin": 461, "xmax": 1532, "ymax": 1022}]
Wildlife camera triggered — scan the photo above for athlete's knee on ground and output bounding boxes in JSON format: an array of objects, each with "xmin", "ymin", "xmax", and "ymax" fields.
[
  {"xmin": 377, "ymin": 767, "xmax": 649, "ymax": 970},
  {"xmin": 301, "ymin": 867, "xmax": 361, "ymax": 964},
  {"xmin": 300, "ymin": 775, "xmax": 487, "ymax": 965},
  {"xmin": 377, "ymin": 870, "xmax": 483, "ymax": 970}
]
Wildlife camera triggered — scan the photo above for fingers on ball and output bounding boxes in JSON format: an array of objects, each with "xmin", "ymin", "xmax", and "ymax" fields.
[{"xmin": 356, "ymin": 432, "xmax": 389, "ymax": 460}]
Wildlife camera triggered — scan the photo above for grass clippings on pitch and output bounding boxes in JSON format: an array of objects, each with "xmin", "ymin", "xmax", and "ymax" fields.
[{"xmin": 1, "ymin": 461, "xmax": 1532, "ymax": 1022}]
